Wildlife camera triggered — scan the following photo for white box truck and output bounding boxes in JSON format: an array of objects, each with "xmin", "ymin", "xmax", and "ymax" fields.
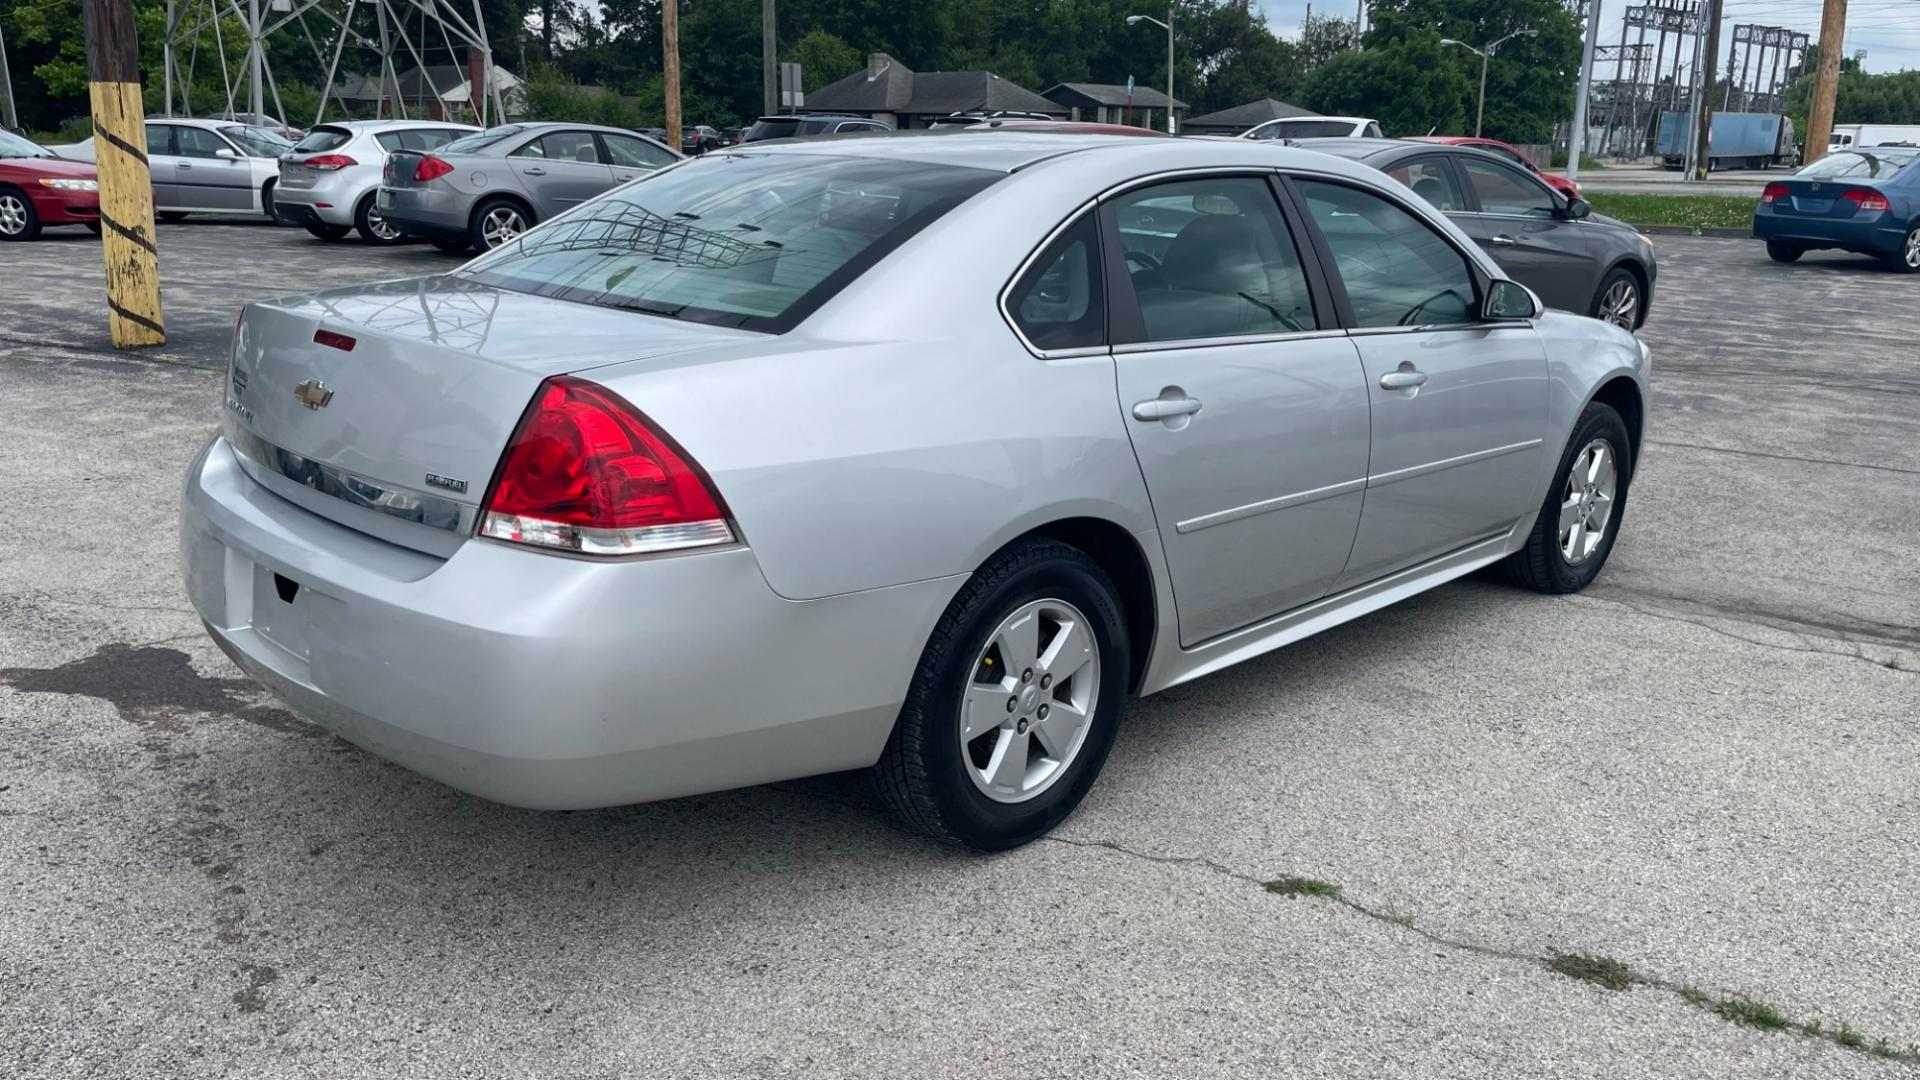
[{"xmin": 1829, "ymin": 124, "xmax": 1920, "ymax": 150}]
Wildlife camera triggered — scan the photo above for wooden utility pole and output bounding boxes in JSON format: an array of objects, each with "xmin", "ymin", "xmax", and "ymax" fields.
[
  {"xmin": 663, "ymin": 0, "xmax": 681, "ymax": 148},
  {"xmin": 1805, "ymin": 0, "xmax": 1847, "ymax": 164},
  {"xmin": 83, "ymin": 0, "xmax": 165, "ymax": 348},
  {"xmin": 1693, "ymin": 0, "xmax": 1723, "ymax": 179},
  {"xmin": 762, "ymin": 0, "xmax": 777, "ymax": 116}
]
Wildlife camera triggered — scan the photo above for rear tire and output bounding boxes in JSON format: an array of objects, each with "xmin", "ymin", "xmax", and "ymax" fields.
[
  {"xmin": 1883, "ymin": 225, "xmax": 1920, "ymax": 274},
  {"xmin": 1499, "ymin": 402, "xmax": 1633, "ymax": 594},
  {"xmin": 873, "ymin": 539, "xmax": 1129, "ymax": 851},
  {"xmin": 354, "ymin": 194, "xmax": 406, "ymax": 245},
  {"xmin": 469, "ymin": 197, "xmax": 531, "ymax": 251},
  {"xmin": 304, "ymin": 223, "xmax": 352, "ymax": 241},
  {"xmin": 0, "ymin": 187, "xmax": 43, "ymax": 241},
  {"xmin": 1766, "ymin": 239, "xmax": 1804, "ymax": 263},
  {"xmin": 430, "ymin": 238, "xmax": 471, "ymax": 254},
  {"xmin": 261, "ymin": 179, "xmax": 284, "ymax": 225}
]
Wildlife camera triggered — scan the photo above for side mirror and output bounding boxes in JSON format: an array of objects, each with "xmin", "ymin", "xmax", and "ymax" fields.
[
  {"xmin": 215, "ymin": 147, "xmax": 239, "ymax": 159},
  {"xmin": 1563, "ymin": 195, "xmax": 1592, "ymax": 220},
  {"xmin": 1484, "ymin": 279, "xmax": 1540, "ymax": 321}
]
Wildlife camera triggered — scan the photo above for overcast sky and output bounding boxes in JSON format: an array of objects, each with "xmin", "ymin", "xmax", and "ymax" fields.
[{"xmin": 1253, "ymin": 0, "xmax": 1920, "ymax": 74}]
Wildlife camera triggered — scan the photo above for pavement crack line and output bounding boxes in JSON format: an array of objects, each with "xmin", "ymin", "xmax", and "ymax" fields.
[
  {"xmin": 1048, "ymin": 834, "xmax": 1920, "ymax": 1067},
  {"xmin": 1647, "ymin": 438, "xmax": 1920, "ymax": 478},
  {"xmin": 1564, "ymin": 593, "xmax": 1916, "ymax": 674},
  {"xmin": 22, "ymin": 587, "xmax": 198, "ymax": 618}
]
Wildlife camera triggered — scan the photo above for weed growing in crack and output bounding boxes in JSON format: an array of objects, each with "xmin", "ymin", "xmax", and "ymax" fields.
[
  {"xmin": 1547, "ymin": 952, "xmax": 1633, "ymax": 991},
  {"xmin": 1887, "ymin": 658, "xmax": 1904, "ymax": 670},
  {"xmin": 1263, "ymin": 876, "xmax": 1341, "ymax": 899},
  {"xmin": 1679, "ymin": 985, "xmax": 1710, "ymax": 1007},
  {"xmin": 1801, "ymin": 1019, "xmax": 1823, "ymax": 1037},
  {"xmin": 1836, "ymin": 1022, "xmax": 1865, "ymax": 1049},
  {"xmin": 1718, "ymin": 995, "xmax": 1790, "ymax": 1032},
  {"xmin": 1384, "ymin": 906, "xmax": 1415, "ymax": 929}
]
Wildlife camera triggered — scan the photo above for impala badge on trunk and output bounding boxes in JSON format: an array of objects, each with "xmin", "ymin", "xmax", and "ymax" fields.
[{"xmin": 294, "ymin": 379, "xmax": 334, "ymax": 410}]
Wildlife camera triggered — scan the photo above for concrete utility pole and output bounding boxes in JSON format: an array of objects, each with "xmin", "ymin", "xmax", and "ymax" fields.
[
  {"xmin": 762, "ymin": 0, "xmax": 776, "ymax": 116},
  {"xmin": 663, "ymin": 0, "xmax": 681, "ymax": 148},
  {"xmin": 1692, "ymin": 0, "xmax": 1723, "ymax": 179},
  {"xmin": 1569, "ymin": 0, "xmax": 1602, "ymax": 184},
  {"xmin": 1805, "ymin": 0, "xmax": 1847, "ymax": 164},
  {"xmin": 82, "ymin": 0, "xmax": 165, "ymax": 347},
  {"xmin": 246, "ymin": 0, "xmax": 264, "ymax": 122}
]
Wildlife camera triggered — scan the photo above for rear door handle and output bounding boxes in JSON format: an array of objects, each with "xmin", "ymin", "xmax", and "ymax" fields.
[
  {"xmin": 1379, "ymin": 368, "xmax": 1429, "ymax": 390},
  {"xmin": 522, "ymin": 167, "xmax": 547, "ymax": 176},
  {"xmin": 1488, "ymin": 233, "xmax": 1515, "ymax": 247},
  {"xmin": 1132, "ymin": 395, "xmax": 1203, "ymax": 421}
]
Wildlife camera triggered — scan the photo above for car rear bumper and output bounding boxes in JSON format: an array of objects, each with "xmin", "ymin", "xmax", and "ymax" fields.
[
  {"xmin": 271, "ymin": 174, "xmax": 363, "ymax": 227},
  {"xmin": 376, "ymin": 185, "xmax": 471, "ymax": 241},
  {"xmin": 30, "ymin": 187, "xmax": 101, "ymax": 224},
  {"xmin": 180, "ymin": 434, "xmax": 957, "ymax": 809},
  {"xmin": 1753, "ymin": 209, "xmax": 1905, "ymax": 253}
]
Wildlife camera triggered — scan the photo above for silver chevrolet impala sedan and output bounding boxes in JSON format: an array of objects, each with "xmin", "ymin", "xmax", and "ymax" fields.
[{"xmin": 182, "ymin": 133, "xmax": 1650, "ymax": 849}]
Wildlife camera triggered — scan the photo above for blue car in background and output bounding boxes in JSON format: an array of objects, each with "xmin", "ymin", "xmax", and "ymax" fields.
[{"xmin": 1754, "ymin": 145, "xmax": 1920, "ymax": 271}]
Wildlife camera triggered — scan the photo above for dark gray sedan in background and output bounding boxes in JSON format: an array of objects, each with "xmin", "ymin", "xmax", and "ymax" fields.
[
  {"xmin": 378, "ymin": 121, "xmax": 682, "ymax": 253},
  {"xmin": 1296, "ymin": 137, "xmax": 1657, "ymax": 330}
]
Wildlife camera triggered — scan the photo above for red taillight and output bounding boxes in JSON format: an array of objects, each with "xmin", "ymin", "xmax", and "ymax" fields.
[
  {"xmin": 414, "ymin": 155, "xmax": 454, "ymax": 182},
  {"xmin": 1842, "ymin": 188, "xmax": 1890, "ymax": 212},
  {"xmin": 1760, "ymin": 182, "xmax": 1790, "ymax": 204},
  {"xmin": 304, "ymin": 153, "xmax": 357, "ymax": 171},
  {"xmin": 480, "ymin": 376, "xmax": 733, "ymax": 556}
]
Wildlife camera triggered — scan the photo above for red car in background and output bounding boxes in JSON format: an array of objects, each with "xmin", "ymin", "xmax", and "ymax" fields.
[
  {"xmin": 0, "ymin": 129, "xmax": 102, "ymax": 241},
  {"xmin": 1406, "ymin": 135, "xmax": 1582, "ymax": 198}
]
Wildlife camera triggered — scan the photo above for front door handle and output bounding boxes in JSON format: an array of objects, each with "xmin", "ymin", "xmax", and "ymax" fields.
[
  {"xmin": 1379, "ymin": 367, "xmax": 1429, "ymax": 391},
  {"xmin": 176, "ymin": 161, "xmax": 192, "ymax": 170},
  {"xmin": 522, "ymin": 167, "xmax": 547, "ymax": 176},
  {"xmin": 1488, "ymin": 233, "xmax": 1516, "ymax": 247},
  {"xmin": 1132, "ymin": 394, "xmax": 1203, "ymax": 422}
]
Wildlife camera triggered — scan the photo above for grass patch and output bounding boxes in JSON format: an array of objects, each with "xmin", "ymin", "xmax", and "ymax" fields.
[
  {"xmin": 1262, "ymin": 876, "xmax": 1341, "ymax": 899},
  {"xmin": 1547, "ymin": 951, "xmax": 1634, "ymax": 991},
  {"xmin": 1717, "ymin": 995, "xmax": 1791, "ymax": 1032},
  {"xmin": 1887, "ymin": 658, "xmax": 1904, "ymax": 670},
  {"xmin": 1584, "ymin": 192, "xmax": 1755, "ymax": 232},
  {"xmin": 1680, "ymin": 984, "xmax": 1711, "ymax": 1007},
  {"xmin": 1837, "ymin": 1022, "xmax": 1866, "ymax": 1049}
]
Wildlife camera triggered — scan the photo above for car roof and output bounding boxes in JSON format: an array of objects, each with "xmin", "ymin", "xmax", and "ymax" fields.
[
  {"xmin": 1260, "ymin": 115, "xmax": 1372, "ymax": 125},
  {"xmin": 313, "ymin": 119, "xmax": 480, "ymax": 131},
  {"xmin": 716, "ymin": 129, "xmax": 1395, "ymax": 178},
  {"xmin": 1285, "ymin": 136, "xmax": 1406, "ymax": 160}
]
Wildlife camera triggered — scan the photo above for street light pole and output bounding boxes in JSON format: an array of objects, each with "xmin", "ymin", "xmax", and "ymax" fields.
[
  {"xmin": 1126, "ymin": 9, "xmax": 1177, "ymax": 133},
  {"xmin": 1440, "ymin": 29, "xmax": 1537, "ymax": 138}
]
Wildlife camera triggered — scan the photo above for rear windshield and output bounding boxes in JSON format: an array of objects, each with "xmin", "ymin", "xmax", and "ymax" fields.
[
  {"xmin": 1798, "ymin": 148, "xmax": 1918, "ymax": 179},
  {"xmin": 461, "ymin": 153, "xmax": 998, "ymax": 333},
  {"xmin": 743, "ymin": 118, "xmax": 799, "ymax": 140},
  {"xmin": 293, "ymin": 126, "xmax": 353, "ymax": 153},
  {"xmin": 222, "ymin": 125, "xmax": 294, "ymax": 157},
  {"xmin": 441, "ymin": 125, "xmax": 526, "ymax": 154}
]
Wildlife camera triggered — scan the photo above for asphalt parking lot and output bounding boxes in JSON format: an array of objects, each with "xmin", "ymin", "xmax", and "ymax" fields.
[{"xmin": 3, "ymin": 221, "xmax": 1917, "ymax": 1079}]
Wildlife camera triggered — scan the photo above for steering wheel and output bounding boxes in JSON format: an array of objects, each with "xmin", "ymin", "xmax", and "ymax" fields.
[
  {"xmin": 1398, "ymin": 288, "xmax": 1465, "ymax": 326},
  {"xmin": 1126, "ymin": 250, "xmax": 1162, "ymax": 274}
]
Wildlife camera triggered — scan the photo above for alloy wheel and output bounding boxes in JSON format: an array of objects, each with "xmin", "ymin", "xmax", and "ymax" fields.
[
  {"xmin": 367, "ymin": 208, "xmax": 402, "ymax": 241},
  {"xmin": 1559, "ymin": 438, "xmax": 1619, "ymax": 566},
  {"xmin": 481, "ymin": 207, "xmax": 525, "ymax": 248},
  {"xmin": 1905, "ymin": 228, "xmax": 1920, "ymax": 269},
  {"xmin": 1599, "ymin": 279, "xmax": 1638, "ymax": 330},
  {"xmin": 0, "ymin": 194, "xmax": 25, "ymax": 236},
  {"xmin": 960, "ymin": 598, "xmax": 1100, "ymax": 804}
]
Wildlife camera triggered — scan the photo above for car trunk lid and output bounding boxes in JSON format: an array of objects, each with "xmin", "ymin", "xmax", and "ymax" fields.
[
  {"xmin": 1770, "ymin": 178, "xmax": 1879, "ymax": 218},
  {"xmin": 226, "ymin": 275, "xmax": 754, "ymax": 557}
]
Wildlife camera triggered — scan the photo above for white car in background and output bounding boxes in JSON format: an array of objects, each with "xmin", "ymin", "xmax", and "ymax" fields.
[
  {"xmin": 1241, "ymin": 115, "xmax": 1383, "ymax": 141},
  {"xmin": 55, "ymin": 117, "xmax": 291, "ymax": 221},
  {"xmin": 275, "ymin": 119, "xmax": 478, "ymax": 244}
]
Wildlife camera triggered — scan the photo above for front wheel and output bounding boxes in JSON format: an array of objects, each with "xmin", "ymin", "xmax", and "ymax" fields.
[
  {"xmin": 0, "ymin": 187, "xmax": 42, "ymax": 241},
  {"xmin": 1884, "ymin": 225, "xmax": 1920, "ymax": 274},
  {"xmin": 1766, "ymin": 239, "xmax": 1804, "ymax": 263},
  {"xmin": 261, "ymin": 180, "xmax": 285, "ymax": 225},
  {"xmin": 304, "ymin": 223, "xmax": 352, "ymax": 241},
  {"xmin": 1499, "ymin": 402, "xmax": 1633, "ymax": 594},
  {"xmin": 874, "ymin": 539, "xmax": 1129, "ymax": 850},
  {"xmin": 1590, "ymin": 267, "xmax": 1642, "ymax": 331}
]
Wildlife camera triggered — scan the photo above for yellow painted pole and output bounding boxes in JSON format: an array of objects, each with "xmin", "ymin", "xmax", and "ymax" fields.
[{"xmin": 83, "ymin": 0, "xmax": 165, "ymax": 348}]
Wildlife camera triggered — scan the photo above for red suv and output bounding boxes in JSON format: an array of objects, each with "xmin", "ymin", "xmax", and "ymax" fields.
[
  {"xmin": 0, "ymin": 129, "xmax": 102, "ymax": 241},
  {"xmin": 1405, "ymin": 135, "xmax": 1581, "ymax": 198}
]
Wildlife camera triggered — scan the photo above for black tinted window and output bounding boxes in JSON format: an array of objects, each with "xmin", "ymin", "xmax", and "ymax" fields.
[
  {"xmin": 1008, "ymin": 214, "xmax": 1104, "ymax": 351},
  {"xmin": 1114, "ymin": 177, "xmax": 1319, "ymax": 341},
  {"xmin": 1297, "ymin": 180, "xmax": 1476, "ymax": 329},
  {"xmin": 295, "ymin": 126, "xmax": 353, "ymax": 152},
  {"xmin": 1461, "ymin": 158, "xmax": 1555, "ymax": 217},
  {"xmin": 143, "ymin": 124, "xmax": 175, "ymax": 155},
  {"xmin": 743, "ymin": 118, "xmax": 799, "ymax": 141},
  {"xmin": 602, "ymin": 134, "xmax": 676, "ymax": 168},
  {"xmin": 1386, "ymin": 157, "xmax": 1466, "ymax": 212},
  {"xmin": 174, "ymin": 125, "xmax": 230, "ymax": 159}
]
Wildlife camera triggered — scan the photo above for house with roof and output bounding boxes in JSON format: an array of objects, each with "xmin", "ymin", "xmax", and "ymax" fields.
[
  {"xmin": 332, "ymin": 64, "xmax": 523, "ymax": 121},
  {"xmin": 802, "ymin": 53, "xmax": 1066, "ymax": 129},
  {"xmin": 1182, "ymin": 98, "xmax": 1317, "ymax": 136},
  {"xmin": 1041, "ymin": 83, "xmax": 1186, "ymax": 131}
]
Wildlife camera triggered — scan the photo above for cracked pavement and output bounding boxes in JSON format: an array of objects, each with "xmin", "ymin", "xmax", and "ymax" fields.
[{"xmin": 3, "ymin": 224, "xmax": 1918, "ymax": 1078}]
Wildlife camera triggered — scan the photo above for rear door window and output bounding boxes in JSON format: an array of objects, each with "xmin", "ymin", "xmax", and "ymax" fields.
[
  {"xmin": 1110, "ymin": 176, "xmax": 1319, "ymax": 341},
  {"xmin": 1386, "ymin": 157, "xmax": 1466, "ymax": 212},
  {"xmin": 1295, "ymin": 179, "xmax": 1478, "ymax": 329},
  {"xmin": 1006, "ymin": 213, "xmax": 1105, "ymax": 351}
]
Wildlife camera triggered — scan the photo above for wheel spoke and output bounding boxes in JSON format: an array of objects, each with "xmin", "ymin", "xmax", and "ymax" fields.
[
  {"xmin": 961, "ymin": 681, "xmax": 1014, "ymax": 741},
  {"xmin": 1565, "ymin": 518, "xmax": 1585, "ymax": 557},
  {"xmin": 1558, "ymin": 496, "xmax": 1587, "ymax": 533},
  {"xmin": 985, "ymin": 729, "xmax": 1030, "ymax": 791},
  {"xmin": 1031, "ymin": 701, "xmax": 1086, "ymax": 760},
  {"xmin": 1037, "ymin": 615, "xmax": 1094, "ymax": 681},
  {"xmin": 995, "ymin": 610, "xmax": 1041, "ymax": 675},
  {"xmin": 1586, "ymin": 444, "xmax": 1610, "ymax": 486}
]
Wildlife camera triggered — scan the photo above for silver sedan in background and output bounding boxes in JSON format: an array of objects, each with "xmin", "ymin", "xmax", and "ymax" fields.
[
  {"xmin": 182, "ymin": 133, "xmax": 1649, "ymax": 849},
  {"xmin": 376, "ymin": 121, "xmax": 682, "ymax": 253}
]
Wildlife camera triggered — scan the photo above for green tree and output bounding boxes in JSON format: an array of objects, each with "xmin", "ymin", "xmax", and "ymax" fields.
[
  {"xmin": 1363, "ymin": 0, "xmax": 1581, "ymax": 142},
  {"xmin": 1304, "ymin": 31, "xmax": 1471, "ymax": 136},
  {"xmin": 789, "ymin": 29, "xmax": 861, "ymax": 91},
  {"xmin": 1296, "ymin": 9, "xmax": 1354, "ymax": 78}
]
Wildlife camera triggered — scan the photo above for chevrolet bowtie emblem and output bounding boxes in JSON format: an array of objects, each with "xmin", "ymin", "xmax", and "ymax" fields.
[{"xmin": 294, "ymin": 378, "xmax": 334, "ymax": 410}]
